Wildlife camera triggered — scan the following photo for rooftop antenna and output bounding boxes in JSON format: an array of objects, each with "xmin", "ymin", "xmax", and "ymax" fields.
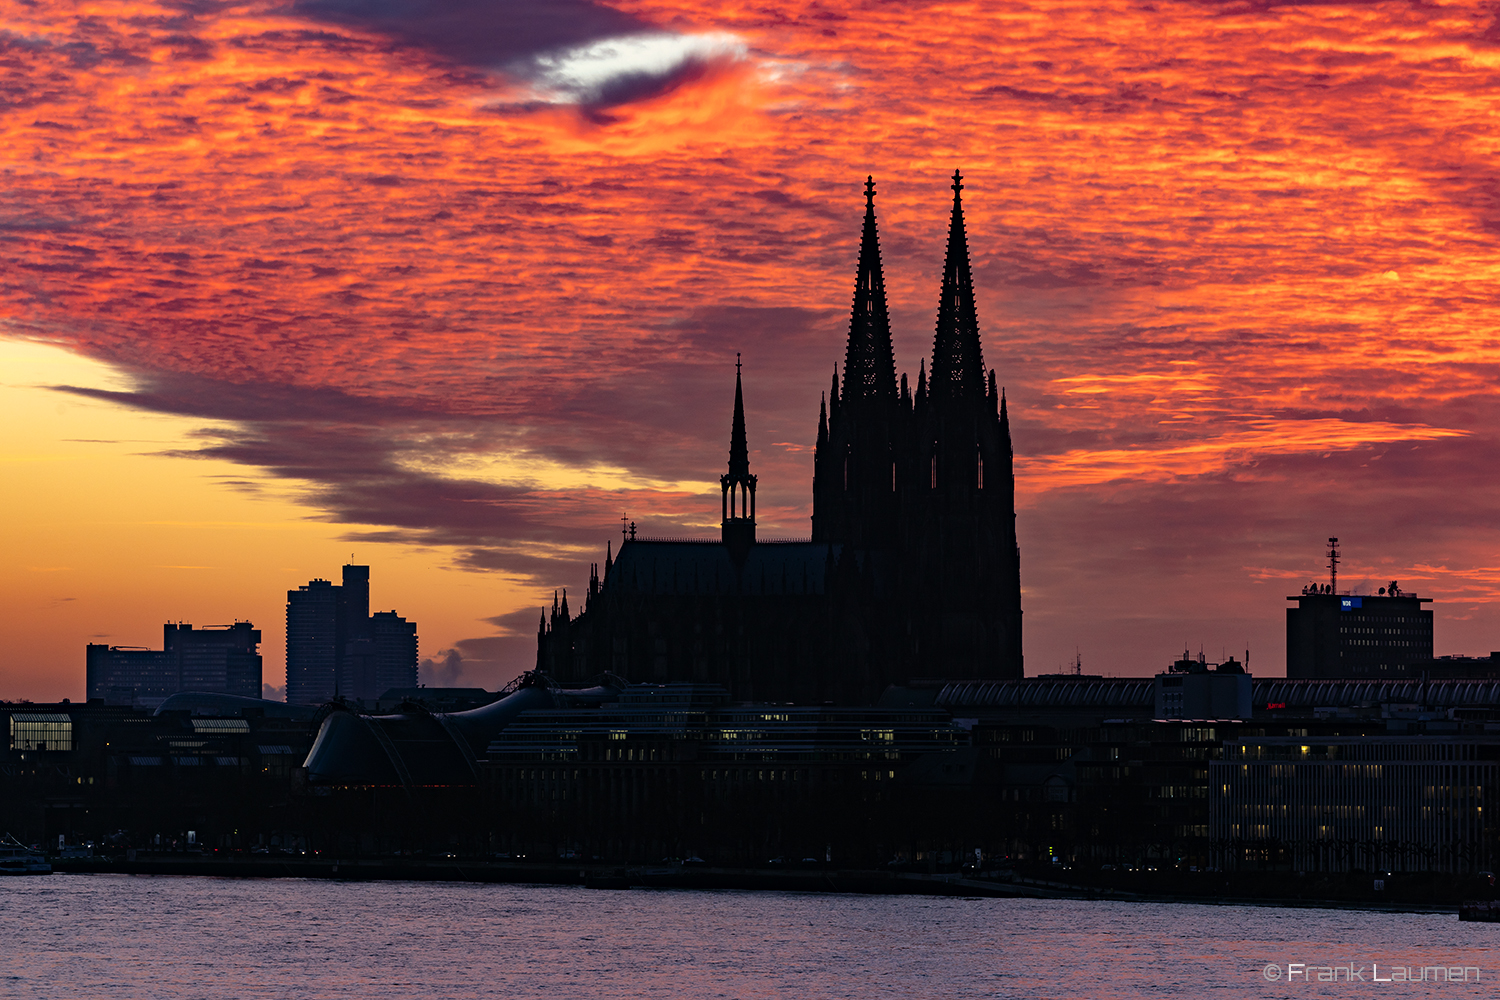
[{"xmin": 1328, "ymin": 536, "xmax": 1340, "ymax": 594}]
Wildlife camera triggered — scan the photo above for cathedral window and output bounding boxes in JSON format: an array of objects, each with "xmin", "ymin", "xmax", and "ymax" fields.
[
  {"xmin": 978, "ymin": 449, "xmax": 984, "ymax": 489},
  {"xmin": 930, "ymin": 453, "xmax": 938, "ymax": 489}
]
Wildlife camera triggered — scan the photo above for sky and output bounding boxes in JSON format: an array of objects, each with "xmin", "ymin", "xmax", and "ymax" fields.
[{"xmin": 5, "ymin": 0, "xmax": 1500, "ymax": 700}]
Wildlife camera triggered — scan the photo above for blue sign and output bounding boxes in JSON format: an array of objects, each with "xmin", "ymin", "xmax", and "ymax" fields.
[{"xmin": 1340, "ymin": 597, "xmax": 1363, "ymax": 610}]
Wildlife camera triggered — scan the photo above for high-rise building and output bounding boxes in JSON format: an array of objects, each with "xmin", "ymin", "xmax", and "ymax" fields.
[
  {"xmin": 285, "ymin": 566, "xmax": 417, "ymax": 703},
  {"xmin": 85, "ymin": 622, "xmax": 262, "ymax": 708},
  {"xmin": 286, "ymin": 578, "xmax": 339, "ymax": 704},
  {"xmin": 1286, "ymin": 589, "xmax": 1434, "ymax": 678},
  {"xmin": 370, "ymin": 611, "xmax": 418, "ymax": 696}
]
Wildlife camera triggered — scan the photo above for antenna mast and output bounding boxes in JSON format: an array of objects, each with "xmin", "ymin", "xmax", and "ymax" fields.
[{"xmin": 1327, "ymin": 536, "xmax": 1340, "ymax": 594}]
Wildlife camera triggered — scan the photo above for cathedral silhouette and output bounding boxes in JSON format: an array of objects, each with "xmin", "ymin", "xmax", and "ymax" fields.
[{"xmin": 537, "ymin": 173, "xmax": 1022, "ymax": 703}]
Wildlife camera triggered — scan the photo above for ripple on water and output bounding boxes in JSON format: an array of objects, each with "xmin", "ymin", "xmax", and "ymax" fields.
[{"xmin": 0, "ymin": 875, "xmax": 1492, "ymax": 999}]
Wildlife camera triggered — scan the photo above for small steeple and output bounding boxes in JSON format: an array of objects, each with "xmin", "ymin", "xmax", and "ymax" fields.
[
  {"xmin": 829, "ymin": 366, "xmax": 840, "ymax": 413},
  {"xmin": 721, "ymin": 357, "xmax": 758, "ymax": 560},
  {"xmin": 916, "ymin": 358, "xmax": 927, "ymax": 405},
  {"xmin": 929, "ymin": 170, "xmax": 986, "ymax": 403},
  {"xmin": 728, "ymin": 353, "xmax": 749, "ymax": 478},
  {"xmin": 817, "ymin": 392, "xmax": 828, "ymax": 451},
  {"xmin": 842, "ymin": 176, "xmax": 898, "ymax": 404}
]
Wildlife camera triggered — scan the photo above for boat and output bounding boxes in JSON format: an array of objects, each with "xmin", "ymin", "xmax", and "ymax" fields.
[{"xmin": 0, "ymin": 835, "xmax": 52, "ymax": 875}]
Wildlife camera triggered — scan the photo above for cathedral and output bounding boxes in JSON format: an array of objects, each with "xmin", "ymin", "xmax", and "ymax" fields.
[{"xmin": 537, "ymin": 173, "xmax": 1022, "ymax": 704}]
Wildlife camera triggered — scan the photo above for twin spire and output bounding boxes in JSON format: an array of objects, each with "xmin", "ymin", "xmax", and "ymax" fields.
[
  {"xmin": 728, "ymin": 172, "xmax": 993, "ymax": 542},
  {"xmin": 929, "ymin": 171, "xmax": 987, "ymax": 402},
  {"xmin": 838, "ymin": 171, "xmax": 989, "ymax": 410},
  {"xmin": 843, "ymin": 176, "xmax": 898, "ymax": 404}
]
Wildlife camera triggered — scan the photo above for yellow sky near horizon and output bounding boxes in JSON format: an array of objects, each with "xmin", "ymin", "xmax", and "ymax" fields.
[{"xmin": 0, "ymin": 340, "xmax": 535, "ymax": 701}]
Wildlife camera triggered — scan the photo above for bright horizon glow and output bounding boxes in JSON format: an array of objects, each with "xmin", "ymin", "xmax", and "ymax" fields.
[{"xmin": 0, "ymin": 341, "xmax": 538, "ymax": 701}]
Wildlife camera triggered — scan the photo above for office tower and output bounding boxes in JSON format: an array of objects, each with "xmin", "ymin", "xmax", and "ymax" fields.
[
  {"xmin": 285, "ymin": 565, "xmax": 417, "ymax": 703},
  {"xmin": 85, "ymin": 621, "xmax": 262, "ymax": 708}
]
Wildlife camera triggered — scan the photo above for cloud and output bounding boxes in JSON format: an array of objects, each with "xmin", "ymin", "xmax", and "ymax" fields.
[
  {"xmin": 293, "ymin": 0, "xmax": 749, "ymax": 112},
  {"xmin": 419, "ymin": 636, "xmax": 533, "ymax": 689},
  {"xmin": 518, "ymin": 32, "xmax": 748, "ymax": 110},
  {"xmin": 11, "ymin": 0, "xmax": 1500, "ymax": 687},
  {"xmin": 418, "ymin": 647, "xmax": 465, "ymax": 687},
  {"xmin": 292, "ymin": 0, "xmax": 648, "ymax": 67},
  {"xmin": 52, "ymin": 372, "xmax": 595, "ymax": 581}
]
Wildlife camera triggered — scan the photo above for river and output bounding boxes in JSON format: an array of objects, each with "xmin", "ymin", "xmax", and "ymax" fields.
[{"xmin": 1, "ymin": 875, "xmax": 1491, "ymax": 998}]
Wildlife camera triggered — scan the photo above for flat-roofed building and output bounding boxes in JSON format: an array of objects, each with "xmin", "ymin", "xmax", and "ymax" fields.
[
  {"xmin": 85, "ymin": 622, "xmax": 262, "ymax": 709},
  {"xmin": 8, "ymin": 713, "xmax": 73, "ymax": 753},
  {"xmin": 1154, "ymin": 653, "xmax": 1252, "ymax": 721},
  {"xmin": 1211, "ymin": 735, "xmax": 1500, "ymax": 873},
  {"xmin": 286, "ymin": 566, "xmax": 417, "ymax": 703},
  {"xmin": 1287, "ymin": 590, "xmax": 1434, "ymax": 679}
]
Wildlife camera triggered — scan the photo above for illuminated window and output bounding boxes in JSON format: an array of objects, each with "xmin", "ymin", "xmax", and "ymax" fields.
[{"xmin": 10, "ymin": 714, "xmax": 72, "ymax": 752}]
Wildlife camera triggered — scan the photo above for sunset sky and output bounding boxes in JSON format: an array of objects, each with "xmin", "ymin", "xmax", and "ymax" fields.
[{"xmin": 5, "ymin": 0, "xmax": 1500, "ymax": 700}]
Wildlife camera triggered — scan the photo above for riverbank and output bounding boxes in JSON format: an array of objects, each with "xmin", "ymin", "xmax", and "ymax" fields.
[{"xmin": 49, "ymin": 855, "xmax": 1481, "ymax": 914}]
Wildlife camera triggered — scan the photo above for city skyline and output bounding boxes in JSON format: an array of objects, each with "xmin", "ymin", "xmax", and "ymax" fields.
[{"xmin": 6, "ymin": 0, "xmax": 1500, "ymax": 700}]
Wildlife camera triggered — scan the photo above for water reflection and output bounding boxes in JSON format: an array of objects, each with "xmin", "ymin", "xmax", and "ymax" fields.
[{"xmin": 1, "ymin": 876, "xmax": 1490, "ymax": 998}]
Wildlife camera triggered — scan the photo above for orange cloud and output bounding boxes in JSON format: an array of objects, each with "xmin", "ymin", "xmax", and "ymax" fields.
[{"xmin": 6, "ymin": 0, "xmax": 1500, "ymax": 693}]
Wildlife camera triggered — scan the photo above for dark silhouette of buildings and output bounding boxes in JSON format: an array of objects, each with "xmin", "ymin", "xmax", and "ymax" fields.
[
  {"xmin": 1153, "ymin": 650, "xmax": 1251, "ymax": 720},
  {"xmin": 1412, "ymin": 654, "xmax": 1500, "ymax": 680},
  {"xmin": 12, "ymin": 667, "xmax": 1500, "ymax": 874},
  {"xmin": 85, "ymin": 622, "xmax": 262, "ymax": 708},
  {"xmin": 537, "ymin": 174, "xmax": 1022, "ymax": 703},
  {"xmin": 1285, "ymin": 538, "xmax": 1435, "ymax": 679},
  {"xmin": 286, "ymin": 577, "xmax": 340, "ymax": 704},
  {"xmin": 285, "ymin": 565, "xmax": 417, "ymax": 703},
  {"xmin": 1286, "ymin": 543, "xmax": 1434, "ymax": 678},
  {"xmin": 1213, "ymin": 735, "xmax": 1499, "ymax": 873}
]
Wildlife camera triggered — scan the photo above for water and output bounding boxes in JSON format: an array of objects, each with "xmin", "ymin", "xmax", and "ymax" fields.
[{"xmin": 1, "ymin": 875, "xmax": 1492, "ymax": 998}]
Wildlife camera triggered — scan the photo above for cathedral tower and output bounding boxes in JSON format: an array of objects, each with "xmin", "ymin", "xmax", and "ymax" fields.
[
  {"xmin": 906, "ymin": 171, "xmax": 1022, "ymax": 677},
  {"xmin": 812, "ymin": 172, "xmax": 1022, "ymax": 680},
  {"xmin": 813, "ymin": 177, "xmax": 902, "ymax": 549}
]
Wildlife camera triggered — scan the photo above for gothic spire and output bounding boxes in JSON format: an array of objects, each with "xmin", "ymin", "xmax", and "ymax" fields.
[
  {"xmin": 929, "ymin": 170, "xmax": 986, "ymax": 402},
  {"xmin": 728, "ymin": 353, "xmax": 749, "ymax": 477},
  {"xmin": 817, "ymin": 392, "xmax": 828, "ymax": 451},
  {"xmin": 721, "ymin": 355, "xmax": 757, "ymax": 557},
  {"xmin": 843, "ymin": 176, "xmax": 897, "ymax": 404}
]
